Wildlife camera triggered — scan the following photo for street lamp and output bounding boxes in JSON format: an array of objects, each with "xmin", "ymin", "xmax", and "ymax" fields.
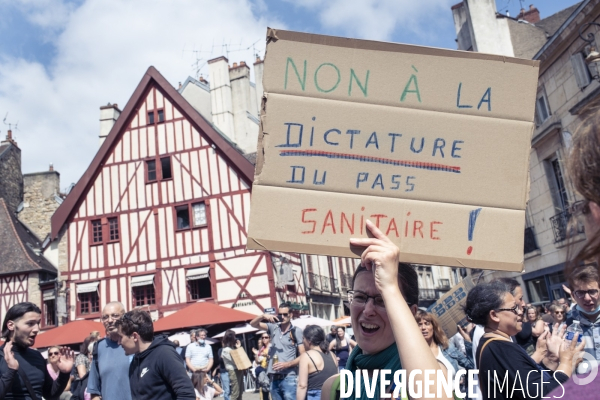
[{"xmin": 579, "ymin": 22, "xmax": 600, "ymax": 81}]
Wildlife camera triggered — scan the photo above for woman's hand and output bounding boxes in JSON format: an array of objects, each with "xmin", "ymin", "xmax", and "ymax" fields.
[
  {"xmin": 557, "ymin": 333, "xmax": 585, "ymax": 377},
  {"xmin": 349, "ymin": 219, "xmax": 401, "ymax": 297},
  {"xmin": 546, "ymin": 324, "xmax": 565, "ymax": 360},
  {"xmin": 531, "ymin": 331, "xmax": 548, "ymax": 363},
  {"xmin": 457, "ymin": 325, "xmax": 472, "ymax": 343},
  {"xmin": 4, "ymin": 342, "xmax": 18, "ymax": 370}
]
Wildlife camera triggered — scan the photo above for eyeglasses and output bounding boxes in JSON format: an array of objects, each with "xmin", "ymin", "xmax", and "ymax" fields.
[
  {"xmin": 571, "ymin": 200, "xmax": 591, "ymax": 216},
  {"xmin": 348, "ymin": 290, "xmax": 386, "ymax": 309},
  {"xmin": 574, "ymin": 289, "xmax": 599, "ymax": 299},
  {"xmin": 101, "ymin": 313, "xmax": 124, "ymax": 321},
  {"xmin": 49, "ymin": 351, "xmax": 60, "ymax": 356},
  {"xmin": 496, "ymin": 304, "xmax": 522, "ymax": 315}
]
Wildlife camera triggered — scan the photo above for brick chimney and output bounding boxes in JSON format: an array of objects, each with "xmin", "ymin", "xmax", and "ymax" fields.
[
  {"xmin": 1, "ymin": 129, "xmax": 17, "ymax": 147},
  {"xmin": 517, "ymin": 4, "xmax": 540, "ymax": 24}
]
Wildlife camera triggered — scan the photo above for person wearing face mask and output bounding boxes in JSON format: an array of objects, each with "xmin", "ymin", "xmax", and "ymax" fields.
[
  {"xmin": 467, "ymin": 282, "xmax": 583, "ymax": 400},
  {"xmin": 547, "ymin": 110, "xmax": 600, "ymax": 398},
  {"xmin": 186, "ymin": 329, "xmax": 214, "ymax": 374},
  {"xmin": 562, "ymin": 266, "xmax": 600, "ymax": 374}
]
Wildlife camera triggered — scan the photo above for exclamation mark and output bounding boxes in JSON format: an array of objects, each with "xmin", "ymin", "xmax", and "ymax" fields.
[{"xmin": 467, "ymin": 208, "xmax": 482, "ymax": 255}]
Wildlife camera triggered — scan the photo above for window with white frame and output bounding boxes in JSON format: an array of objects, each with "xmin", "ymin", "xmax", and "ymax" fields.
[
  {"xmin": 535, "ymin": 93, "xmax": 550, "ymax": 125},
  {"xmin": 571, "ymin": 52, "xmax": 592, "ymax": 89}
]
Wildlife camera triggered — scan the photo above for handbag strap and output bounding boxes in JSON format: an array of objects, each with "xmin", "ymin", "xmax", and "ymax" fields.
[
  {"xmin": 477, "ymin": 336, "xmax": 510, "ymax": 368},
  {"xmin": 17, "ymin": 367, "xmax": 39, "ymax": 400}
]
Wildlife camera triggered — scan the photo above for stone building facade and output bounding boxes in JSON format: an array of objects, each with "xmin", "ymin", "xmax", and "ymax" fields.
[
  {"xmin": 0, "ymin": 131, "xmax": 23, "ymax": 213},
  {"xmin": 19, "ymin": 168, "xmax": 63, "ymax": 241},
  {"xmin": 451, "ymin": 0, "xmax": 593, "ymax": 302}
]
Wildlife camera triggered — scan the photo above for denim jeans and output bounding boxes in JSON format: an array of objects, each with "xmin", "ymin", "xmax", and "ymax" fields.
[
  {"xmin": 306, "ymin": 389, "xmax": 321, "ymax": 400},
  {"xmin": 220, "ymin": 369, "xmax": 231, "ymax": 400},
  {"xmin": 270, "ymin": 374, "xmax": 297, "ymax": 400}
]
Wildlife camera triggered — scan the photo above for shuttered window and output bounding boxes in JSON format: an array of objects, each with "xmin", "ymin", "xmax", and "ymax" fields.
[{"xmin": 571, "ymin": 52, "xmax": 592, "ymax": 89}]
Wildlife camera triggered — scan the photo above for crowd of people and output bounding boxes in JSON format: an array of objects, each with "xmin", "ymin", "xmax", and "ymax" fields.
[{"xmin": 0, "ymin": 113, "xmax": 599, "ymax": 399}]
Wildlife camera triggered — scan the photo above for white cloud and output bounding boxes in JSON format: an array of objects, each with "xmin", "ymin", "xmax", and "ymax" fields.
[
  {"xmin": 287, "ymin": 0, "xmax": 454, "ymax": 41},
  {"xmin": 0, "ymin": 0, "xmax": 283, "ymax": 189},
  {"xmin": 2, "ymin": 0, "xmax": 76, "ymax": 31}
]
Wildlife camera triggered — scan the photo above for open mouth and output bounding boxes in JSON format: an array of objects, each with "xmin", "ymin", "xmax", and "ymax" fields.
[{"xmin": 360, "ymin": 322, "xmax": 380, "ymax": 334}]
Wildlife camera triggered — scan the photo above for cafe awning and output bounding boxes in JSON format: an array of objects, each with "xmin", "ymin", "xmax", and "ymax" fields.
[{"xmin": 153, "ymin": 301, "xmax": 258, "ymax": 332}]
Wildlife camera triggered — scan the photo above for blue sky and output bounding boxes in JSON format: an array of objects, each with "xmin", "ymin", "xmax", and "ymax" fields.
[{"xmin": 0, "ymin": 0, "xmax": 581, "ymax": 188}]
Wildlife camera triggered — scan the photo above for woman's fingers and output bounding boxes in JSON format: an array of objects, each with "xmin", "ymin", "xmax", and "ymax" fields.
[{"xmin": 349, "ymin": 220, "xmax": 394, "ymax": 246}]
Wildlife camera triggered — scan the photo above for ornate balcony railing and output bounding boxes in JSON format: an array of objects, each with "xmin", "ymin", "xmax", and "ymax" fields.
[
  {"xmin": 550, "ymin": 209, "xmax": 584, "ymax": 243},
  {"xmin": 308, "ymin": 272, "xmax": 321, "ymax": 291}
]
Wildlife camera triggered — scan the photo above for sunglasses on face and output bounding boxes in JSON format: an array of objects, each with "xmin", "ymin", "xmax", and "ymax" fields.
[
  {"xmin": 49, "ymin": 351, "xmax": 60, "ymax": 356},
  {"xmin": 278, "ymin": 313, "xmax": 289, "ymax": 318}
]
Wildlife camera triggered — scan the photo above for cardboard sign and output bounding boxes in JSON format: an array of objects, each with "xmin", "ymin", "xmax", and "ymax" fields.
[
  {"xmin": 428, "ymin": 278, "xmax": 475, "ymax": 339},
  {"xmin": 247, "ymin": 29, "xmax": 539, "ymax": 271},
  {"xmin": 230, "ymin": 347, "xmax": 253, "ymax": 370}
]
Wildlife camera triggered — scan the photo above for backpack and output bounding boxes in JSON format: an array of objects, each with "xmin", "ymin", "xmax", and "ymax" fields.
[
  {"xmin": 287, "ymin": 326, "xmax": 300, "ymax": 356},
  {"xmin": 71, "ymin": 339, "xmax": 102, "ymax": 400}
]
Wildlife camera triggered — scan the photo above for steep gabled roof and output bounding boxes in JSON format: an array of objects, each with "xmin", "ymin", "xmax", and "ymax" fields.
[
  {"xmin": 51, "ymin": 66, "xmax": 255, "ymax": 239},
  {"xmin": 535, "ymin": 3, "xmax": 582, "ymax": 38},
  {"xmin": 0, "ymin": 198, "xmax": 57, "ymax": 276}
]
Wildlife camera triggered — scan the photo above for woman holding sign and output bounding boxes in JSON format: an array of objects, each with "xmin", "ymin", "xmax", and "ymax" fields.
[
  {"xmin": 321, "ymin": 220, "xmax": 453, "ymax": 400},
  {"xmin": 221, "ymin": 330, "xmax": 244, "ymax": 400}
]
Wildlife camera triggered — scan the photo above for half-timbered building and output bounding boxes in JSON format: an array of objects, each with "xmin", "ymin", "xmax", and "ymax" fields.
[{"xmin": 47, "ymin": 66, "xmax": 307, "ymax": 323}]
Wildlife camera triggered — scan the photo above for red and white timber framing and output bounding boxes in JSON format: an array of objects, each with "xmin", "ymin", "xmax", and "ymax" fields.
[
  {"xmin": 0, "ymin": 274, "xmax": 29, "ymax": 318},
  {"xmin": 50, "ymin": 66, "xmax": 302, "ymax": 321}
]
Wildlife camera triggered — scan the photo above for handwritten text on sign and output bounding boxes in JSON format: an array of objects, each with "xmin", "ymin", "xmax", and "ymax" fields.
[{"xmin": 248, "ymin": 29, "xmax": 538, "ymax": 271}]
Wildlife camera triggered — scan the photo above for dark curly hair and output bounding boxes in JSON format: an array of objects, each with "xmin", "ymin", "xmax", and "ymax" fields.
[
  {"xmin": 464, "ymin": 281, "xmax": 511, "ymax": 325},
  {"xmin": 115, "ymin": 309, "xmax": 154, "ymax": 342}
]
